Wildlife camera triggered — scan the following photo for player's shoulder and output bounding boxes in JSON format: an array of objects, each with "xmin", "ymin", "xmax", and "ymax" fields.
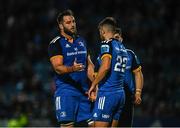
[
  {"xmin": 49, "ymin": 36, "xmax": 61, "ymax": 45},
  {"xmin": 126, "ymin": 49, "xmax": 135, "ymax": 54},
  {"xmin": 75, "ymin": 35, "xmax": 87, "ymax": 43},
  {"xmin": 126, "ymin": 48, "xmax": 138, "ymax": 58},
  {"xmin": 74, "ymin": 34, "xmax": 85, "ymax": 41},
  {"xmin": 106, "ymin": 38, "xmax": 123, "ymax": 46},
  {"xmin": 101, "ymin": 39, "xmax": 113, "ymax": 45},
  {"xmin": 112, "ymin": 38, "xmax": 120, "ymax": 43},
  {"xmin": 126, "ymin": 48, "xmax": 134, "ymax": 54},
  {"xmin": 75, "ymin": 35, "xmax": 88, "ymax": 47},
  {"xmin": 76, "ymin": 34, "xmax": 82, "ymax": 39}
]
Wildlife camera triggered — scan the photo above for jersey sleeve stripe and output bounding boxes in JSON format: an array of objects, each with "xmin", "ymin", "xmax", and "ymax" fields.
[
  {"xmin": 101, "ymin": 54, "xmax": 112, "ymax": 60},
  {"xmin": 50, "ymin": 55, "xmax": 63, "ymax": 61},
  {"xmin": 133, "ymin": 66, "xmax": 142, "ymax": 73}
]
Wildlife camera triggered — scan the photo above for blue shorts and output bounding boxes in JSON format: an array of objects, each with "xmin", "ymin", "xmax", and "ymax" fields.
[
  {"xmin": 55, "ymin": 89, "xmax": 92, "ymax": 123},
  {"xmin": 92, "ymin": 90, "xmax": 125, "ymax": 122}
]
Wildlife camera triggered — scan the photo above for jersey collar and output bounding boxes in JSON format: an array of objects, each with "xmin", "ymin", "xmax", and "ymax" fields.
[{"xmin": 60, "ymin": 32, "xmax": 79, "ymax": 42}]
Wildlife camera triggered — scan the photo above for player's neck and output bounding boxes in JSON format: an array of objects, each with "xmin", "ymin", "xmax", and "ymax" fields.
[
  {"xmin": 104, "ymin": 34, "xmax": 113, "ymax": 41},
  {"xmin": 61, "ymin": 31, "xmax": 73, "ymax": 43}
]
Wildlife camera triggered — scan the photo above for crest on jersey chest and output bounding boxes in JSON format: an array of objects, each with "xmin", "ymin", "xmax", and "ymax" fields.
[{"xmin": 78, "ymin": 41, "xmax": 84, "ymax": 47}]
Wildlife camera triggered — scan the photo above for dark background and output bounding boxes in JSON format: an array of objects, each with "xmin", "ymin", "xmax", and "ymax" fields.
[{"xmin": 0, "ymin": 0, "xmax": 180, "ymax": 126}]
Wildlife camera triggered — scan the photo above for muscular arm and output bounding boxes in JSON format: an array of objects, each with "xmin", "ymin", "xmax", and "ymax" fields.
[
  {"xmin": 87, "ymin": 55, "xmax": 95, "ymax": 81},
  {"xmin": 91, "ymin": 55, "xmax": 111, "ymax": 87},
  {"xmin": 88, "ymin": 41, "xmax": 112, "ymax": 98},
  {"xmin": 50, "ymin": 55, "xmax": 83, "ymax": 75}
]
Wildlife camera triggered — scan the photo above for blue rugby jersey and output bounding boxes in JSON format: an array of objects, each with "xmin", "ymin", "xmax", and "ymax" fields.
[
  {"xmin": 48, "ymin": 35, "xmax": 89, "ymax": 95},
  {"xmin": 98, "ymin": 38, "xmax": 128, "ymax": 91},
  {"xmin": 124, "ymin": 49, "xmax": 141, "ymax": 94}
]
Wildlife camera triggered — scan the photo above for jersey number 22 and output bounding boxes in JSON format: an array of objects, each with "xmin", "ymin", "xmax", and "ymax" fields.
[{"xmin": 114, "ymin": 56, "xmax": 127, "ymax": 72}]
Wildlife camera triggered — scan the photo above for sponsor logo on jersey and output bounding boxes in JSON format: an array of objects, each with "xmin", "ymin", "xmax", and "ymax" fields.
[
  {"xmin": 102, "ymin": 114, "xmax": 110, "ymax": 119},
  {"xmin": 67, "ymin": 51, "xmax": 87, "ymax": 56},
  {"xmin": 65, "ymin": 43, "xmax": 71, "ymax": 48},
  {"xmin": 101, "ymin": 44, "xmax": 110, "ymax": 53}
]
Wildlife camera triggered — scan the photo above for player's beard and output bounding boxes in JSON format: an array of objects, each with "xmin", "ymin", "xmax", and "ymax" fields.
[{"xmin": 64, "ymin": 27, "xmax": 77, "ymax": 36}]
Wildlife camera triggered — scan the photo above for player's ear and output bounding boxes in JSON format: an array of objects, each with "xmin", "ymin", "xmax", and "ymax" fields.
[
  {"xmin": 59, "ymin": 24, "xmax": 63, "ymax": 30},
  {"xmin": 120, "ymin": 35, "xmax": 123, "ymax": 42},
  {"xmin": 102, "ymin": 29, "xmax": 106, "ymax": 35},
  {"xmin": 121, "ymin": 38, "xmax": 123, "ymax": 42}
]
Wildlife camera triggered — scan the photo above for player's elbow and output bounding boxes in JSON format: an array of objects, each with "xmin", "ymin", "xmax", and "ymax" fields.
[
  {"xmin": 54, "ymin": 68, "xmax": 63, "ymax": 75},
  {"xmin": 53, "ymin": 66, "xmax": 64, "ymax": 75}
]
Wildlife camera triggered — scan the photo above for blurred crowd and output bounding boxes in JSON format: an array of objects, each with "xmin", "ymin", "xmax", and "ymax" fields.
[{"xmin": 0, "ymin": 0, "xmax": 180, "ymax": 126}]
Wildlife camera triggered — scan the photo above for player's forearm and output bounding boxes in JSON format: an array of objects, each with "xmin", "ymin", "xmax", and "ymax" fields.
[
  {"xmin": 92, "ymin": 66, "xmax": 109, "ymax": 86},
  {"xmin": 54, "ymin": 65, "xmax": 74, "ymax": 75},
  {"xmin": 87, "ymin": 55, "xmax": 95, "ymax": 81},
  {"xmin": 88, "ymin": 68, "xmax": 95, "ymax": 81},
  {"xmin": 87, "ymin": 63, "xmax": 95, "ymax": 81},
  {"xmin": 91, "ymin": 56, "xmax": 111, "ymax": 87},
  {"xmin": 134, "ymin": 70, "xmax": 144, "ymax": 93}
]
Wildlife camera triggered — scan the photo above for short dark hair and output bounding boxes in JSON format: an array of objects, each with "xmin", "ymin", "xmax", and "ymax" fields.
[
  {"xmin": 98, "ymin": 17, "xmax": 117, "ymax": 33},
  {"xmin": 115, "ymin": 27, "xmax": 122, "ymax": 35},
  {"xmin": 57, "ymin": 9, "xmax": 74, "ymax": 24}
]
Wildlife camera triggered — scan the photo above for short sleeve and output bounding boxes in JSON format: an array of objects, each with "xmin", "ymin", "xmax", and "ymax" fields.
[
  {"xmin": 48, "ymin": 37, "xmax": 62, "ymax": 59},
  {"xmin": 100, "ymin": 40, "xmax": 112, "ymax": 59},
  {"xmin": 131, "ymin": 51, "xmax": 141, "ymax": 72}
]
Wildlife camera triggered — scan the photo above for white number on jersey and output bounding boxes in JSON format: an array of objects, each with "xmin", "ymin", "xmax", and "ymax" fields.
[{"xmin": 114, "ymin": 56, "xmax": 127, "ymax": 72}]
